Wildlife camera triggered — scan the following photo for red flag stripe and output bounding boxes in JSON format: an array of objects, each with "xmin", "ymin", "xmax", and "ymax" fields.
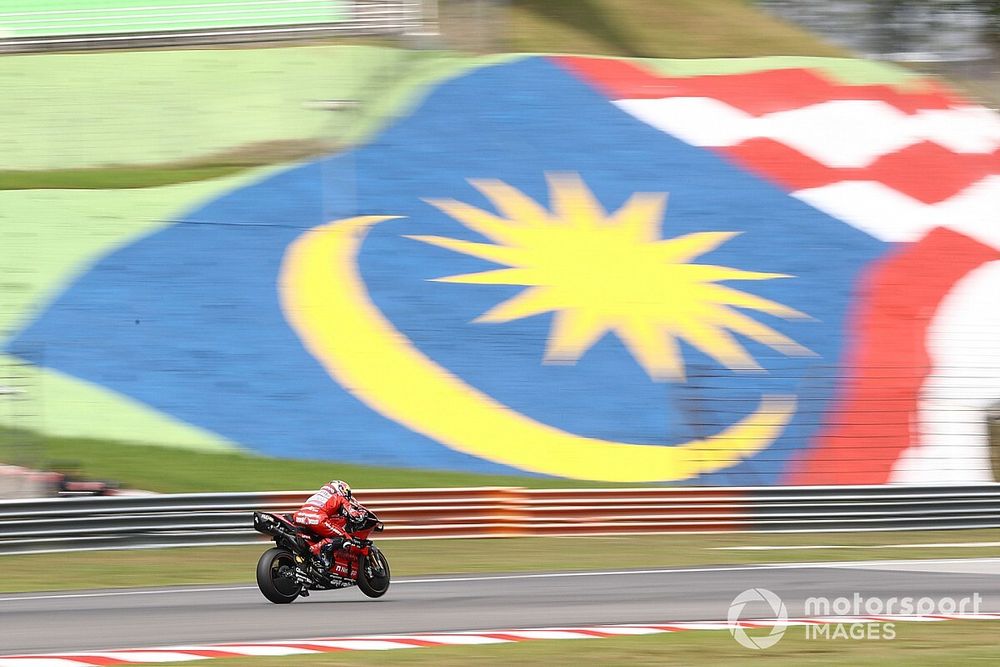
[
  {"xmin": 788, "ymin": 227, "xmax": 1000, "ymax": 484},
  {"xmin": 552, "ymin": 56, "xmax": 960, "ymax": 115},
  {"xmin": 721, "ymin": 139, "xmax": 1000, "ymax": 204}
]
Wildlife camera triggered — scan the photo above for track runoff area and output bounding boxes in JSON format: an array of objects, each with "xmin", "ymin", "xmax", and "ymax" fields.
[{"xmin": 2, "ymin": 557, "xmax": 1000, "ymax": 662}]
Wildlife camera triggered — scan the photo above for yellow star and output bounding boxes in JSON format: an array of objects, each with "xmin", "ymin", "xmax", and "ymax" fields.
[{"xmin": 409, "ymin": 173, "xmax": 812, "ymax": 381}]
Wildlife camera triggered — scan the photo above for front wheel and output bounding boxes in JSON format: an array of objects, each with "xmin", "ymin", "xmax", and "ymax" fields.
[
  {"xmin": 256, "ymin": 547, "xmax": 301, "ymax": 604},
  {"xmin": 357, "ymin": 546, "xmax": 390, "ymax": 598}
]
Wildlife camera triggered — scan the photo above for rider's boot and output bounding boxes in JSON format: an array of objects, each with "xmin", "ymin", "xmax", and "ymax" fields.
[{"xmin": 311, "ymin": 539, "xmax": 334, "ymax": 573}]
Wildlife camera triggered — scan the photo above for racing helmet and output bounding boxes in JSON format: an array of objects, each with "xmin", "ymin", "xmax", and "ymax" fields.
[{"xmin": 329, "ymin": 479, "xmax": 352, "ymax": 499}]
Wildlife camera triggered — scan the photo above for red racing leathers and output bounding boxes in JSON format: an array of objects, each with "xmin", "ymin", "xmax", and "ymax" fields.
[{"xmin": 293, "ymin": 484, "xmax": 365, "ymax": 558}]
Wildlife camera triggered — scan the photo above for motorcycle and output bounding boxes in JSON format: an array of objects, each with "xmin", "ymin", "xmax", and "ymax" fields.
[{"xmin": 251, "ymin": 505, "xmax": 390, "ymax": 603}]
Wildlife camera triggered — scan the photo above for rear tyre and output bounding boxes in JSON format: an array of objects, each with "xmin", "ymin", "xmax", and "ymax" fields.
[
  {"xmin": 357, "ymin": 546, "xmax": 391, "ymax": 598},
  {"xmin": 256, "ymin": 547, "xmax": 301, "ymax": 604}
]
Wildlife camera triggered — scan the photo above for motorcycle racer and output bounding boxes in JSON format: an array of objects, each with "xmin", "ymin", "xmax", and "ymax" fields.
[{"xmin": 293, "ymin": 480, "xmax": 366, "ymax": 571}]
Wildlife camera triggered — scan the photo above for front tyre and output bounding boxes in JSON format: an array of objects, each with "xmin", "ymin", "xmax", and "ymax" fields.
[
  {"xmin": 358, "ymin": 546, "xmax": 390, "ymax": 598},
  {"xmin": 256, "ymin": 547, "xmax": 301, "ymax": 604}
]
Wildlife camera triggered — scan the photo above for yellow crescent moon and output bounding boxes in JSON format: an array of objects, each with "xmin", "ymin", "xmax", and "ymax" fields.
[{"xmin": 279, "ymin": 216, "xmax": 796, "ymax": 482}]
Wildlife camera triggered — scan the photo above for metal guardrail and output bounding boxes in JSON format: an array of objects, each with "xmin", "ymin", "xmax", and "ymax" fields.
[{"xmin": 2, "ymin": 485, "xmax": 1000, "ymax": 555}]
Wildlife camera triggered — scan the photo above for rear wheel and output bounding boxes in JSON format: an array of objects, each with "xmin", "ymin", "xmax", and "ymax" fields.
[
  {"xmin": 357, "ymin": 546, "xmax": 390, "ymax": 598},
  {"xmin": 256, "ymin": 547, "xmax": 301, "ymax": 604}
]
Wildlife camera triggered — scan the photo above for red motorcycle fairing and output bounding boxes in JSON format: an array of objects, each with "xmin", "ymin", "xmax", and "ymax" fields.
[
  {"xmin": 258, "ymin": 511, "xmax": 376, "ymax": 580},
  {"xmin": 253, "ymin": 509, "xmax": 389, "ymax": 603},
  {"xmin": 330, "ymin": 553, "xmax": 356, "ymax": 579}
]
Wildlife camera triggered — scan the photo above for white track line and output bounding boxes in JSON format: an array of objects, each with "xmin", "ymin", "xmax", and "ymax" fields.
[
  {"xmin": 4, "ymin": 557, "xmax": 1000, "ymax": 602},
  {"xmin": 717, "ymin": 542, "xmax": 1000, "ymax": 551}
]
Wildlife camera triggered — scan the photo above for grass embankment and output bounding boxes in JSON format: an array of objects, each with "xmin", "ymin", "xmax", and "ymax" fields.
[
  {"xmin": 5, "ymin": 428, "xmax": 628, "ymax": 493},
  {"xmin": 507, "ymin": 0, "xmax": 846, "ymax": 58},
  {"xmin": 4, "ymin": 529, "xmax": 999, "ymax": 593},
  {"xmin": 3, "ymin": 0, "xmax": 844, "ymax": 191},
  {"xmin": 151, "ymin": 620, "xmax": 1000, "ymax": 666}
]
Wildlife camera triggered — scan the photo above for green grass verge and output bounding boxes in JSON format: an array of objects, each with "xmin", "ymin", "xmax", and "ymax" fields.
[
  {"xmin": 2, "ymin": 427, "xmax": 630, "ymax": 493},
  {"xmin": 4, "ymin": 529, "xmax": 999, "ymax": 593},
  {"xmin": 150, "ymin": 620, "xmax": 1000, "ymax": 666},
  {"xmin": 1, "ymin": 46, "xmax": 481, "ymax": 172}
]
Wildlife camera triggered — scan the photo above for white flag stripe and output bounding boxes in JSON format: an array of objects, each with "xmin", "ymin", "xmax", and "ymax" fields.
[
  {"xmin": 894, "ymin": 260, "xmax": 1000, "ymax": 483},
  {"xmin": 614, "ymin": 98, "xmax": 1000, "ymax": 167},
  {"xmin": 791, "ymin": 176, "xmax": 1000, "ymax": 250},
  {"xmin": 615, "ymin": 97, "xmax": 749, "ymax": 146}
]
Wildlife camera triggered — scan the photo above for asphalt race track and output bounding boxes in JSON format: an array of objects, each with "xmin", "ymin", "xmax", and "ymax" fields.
[{"xmin": 3, "ymin": 559, "xmax": 1000, "ymax": 655}]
